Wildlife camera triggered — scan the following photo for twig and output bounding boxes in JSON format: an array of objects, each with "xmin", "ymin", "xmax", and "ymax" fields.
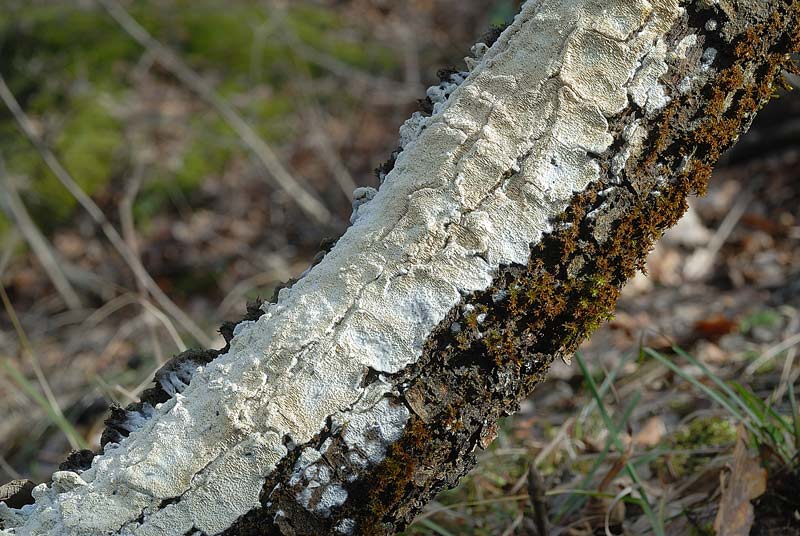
[
  {"xmin": 280, "ymin": 26, "xmax": 420, "ymax": 103},
  {"xmin": 526, "ymin": 465, "xmax": 549, "ymax": 536},
  {"xmin": 215, "ymin": 270, "xmax": 287, "ymax": 320},
  {"xmin": 82, "ymin": 293, "xmax": 140, "ymax": 328},
  {"xmin": 251, "ymin": 9, "xmax": 357, "ymax": 202},
  {"xmin": 137, "ymin": 298, "xmax": 187, "ymax": 352},
  {"xmin": 119, "ymin": 161, "xmax": 167, "ymax": 364},
  {"xmin": 397, "ymin": 6, "xmax": 422, "ymax": 90},
  {"xmin": 0, "ymin": 73, "xmax": 213, "ymax": 347},
  {"xmin": 0, "ymin": 166, "xmax": 83, "ymax": 310},
  {"xmin": 95, "ymin": 314, "xmax": 147, "ymax": 373},
  {"xmin": 96, "ymin": 0, "xmax": 332, "ymax": 225},
  {"xmin": 119, "ymin": 162, "xmax": 144, "ymax": 262},
  {"xmin": 274, "ymin": 4, "xmax": 420, "ymax": 104}
]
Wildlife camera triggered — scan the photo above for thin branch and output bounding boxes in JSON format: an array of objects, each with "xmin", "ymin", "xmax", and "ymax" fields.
[
  {"xmin": 96, "ymin": 0, "xmax": 332, "ymax": 225},
  {"xmin": 0, "ymin": 166, "xmax": 83, "ymax": 310},
  {"xmin": 0, "ymin": 73, "xmax": 213, "ymax": 347},
  {"xmin": 119, "ymin": 160, "xmax": 167, "ymax": 364}
]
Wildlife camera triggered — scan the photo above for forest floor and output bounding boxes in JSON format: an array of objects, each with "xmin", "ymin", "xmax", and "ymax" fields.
[{"xmin": 0, "ymin": 1, "xmax": 799, "ymax": 535}]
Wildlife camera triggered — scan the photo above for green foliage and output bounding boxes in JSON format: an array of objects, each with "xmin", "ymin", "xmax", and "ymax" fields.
[
  {"xmin": 574, "ymin": 352, "xmax": 665, "ymax": 536},
  {"xmin": 487, "ymin": 0, "xmax": 518, "ymax": 27},
  {"xmin": 739, "ymin": 308, "xmax": 783, "ymax": 334},
  {"xmin": 646, "ymin": 347, "xmax": 800, "ymax": 464},
  {"xmin": 0, "ymin": 0, "xmax": 397, "ymax": 233},
  {"xmin": 0, "ymin": 213, "xmax": 10, "ymax": 235},
  {"xmin": 664, "ymin": 416, "xmax": 736, "ymax": 477},
  {"xmin": 49, "ymin": 96, "xmax": 123, "ymax": 218}
]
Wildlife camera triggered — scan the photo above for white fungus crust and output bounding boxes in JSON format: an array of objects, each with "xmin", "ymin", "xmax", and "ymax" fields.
[{"xmin": 1, "ymin": 1, "xmax": 686, "ymax": 534}]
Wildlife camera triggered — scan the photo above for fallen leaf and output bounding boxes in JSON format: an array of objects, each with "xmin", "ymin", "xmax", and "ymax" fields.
[
  {"xmin": 693, "ymin": 314, "xmax": 738, "ymax": 341},
  {"xmin": 713, "ymin": 424, "xmax": 767, "ymax": 536}
]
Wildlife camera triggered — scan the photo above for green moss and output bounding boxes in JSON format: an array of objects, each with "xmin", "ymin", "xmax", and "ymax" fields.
[
  {"xmin": 1, "ymin": 1, "xmax": 399, "ymax": 230},
  {"xmin": 688, "ymin": 523, "xmax": 716, "ymax": 536},
  {"xmin": 0, "ymin": 92, "xmax": 124, "ymax": 229},
  {"xmin": 656, "ymin": 417, "xmax": 736, "ymax": 478},
  {"xmin": 287, "ymin": 6, "xmax": 397, "ymax": 75},
  {"xmin": 47, "ymin": 96, "xmax": 122, "ymax": 216},
  {"xmin": 739, "ymin": 308, "xmax": 782, "ymax": 335}
]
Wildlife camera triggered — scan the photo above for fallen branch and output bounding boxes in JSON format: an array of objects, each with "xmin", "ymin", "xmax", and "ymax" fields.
[{"xmin": 1, "ymin": 1, "xmax": 798, "ymax": 534}]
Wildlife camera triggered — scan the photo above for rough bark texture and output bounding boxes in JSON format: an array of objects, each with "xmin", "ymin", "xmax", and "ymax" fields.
[
  {"xmin": 2, "ymin": 1, "xmax": 799, "ymax": 535},
  {"xmin": 230, "ymin": 5, "xmax": 800, "ymax": 534}
]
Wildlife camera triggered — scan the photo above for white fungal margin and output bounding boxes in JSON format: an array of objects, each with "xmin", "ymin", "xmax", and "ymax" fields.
[{"xmin": 0, "ymin": 0, "xmax": 687, "ymax": 534}]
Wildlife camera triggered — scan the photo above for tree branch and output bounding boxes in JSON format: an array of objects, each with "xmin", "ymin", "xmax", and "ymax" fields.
[{"xmin": 1, "ymin": 1, "xmax": 798, "ymax": 535}]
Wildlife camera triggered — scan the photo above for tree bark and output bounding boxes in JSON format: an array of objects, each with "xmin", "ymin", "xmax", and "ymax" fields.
[{"xmin": 2, "ymin": 1, "xmax": 799, "ymax": 534}]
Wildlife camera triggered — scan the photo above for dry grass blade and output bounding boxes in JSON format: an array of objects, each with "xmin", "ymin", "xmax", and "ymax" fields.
[
  {"xmin": 96, "ymin": 0, "xmax": 332, "ymax": 225},
  {"xmin": 0, "ymin": 285, "xmax": 86, "ymax": 450},
  {"xmin": 771, "ymin": 312, "xmax": 799, "ymax": 404},
  {"xmin": 0, "ymin": 230, "xmax": 20, "ymax": 277},
  {"xmin": 745, "ymin": 331, "xmax": 800, "ymax": 376},
  {"xmin": 119, "ymin": 163, "xmax": 170, "ymax": 365},
  {"xmin": 0, "ymin": 73, "xmax": 212, "ymax": 347},
  {"xmin": 0, "ymin": 167, "xmax": 82, "ymax": 310}
]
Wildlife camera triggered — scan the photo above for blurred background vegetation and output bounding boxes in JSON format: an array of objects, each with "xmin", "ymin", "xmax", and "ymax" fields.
[{"xmin": 1, "ymin": 1, "xmax": 800, "ymax": 534}]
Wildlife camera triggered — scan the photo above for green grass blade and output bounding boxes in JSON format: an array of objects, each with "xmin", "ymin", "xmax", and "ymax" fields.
[
  {"xmin": 648, "ymin": 348, "xmax": 780, "ymax": 453},
  {"xmin": 576, "ymin": 353, "xmax": 665, "ymax": 536},
  {"xmin": 1, "ymin": 357, "xmax": 88, "ymax": 450},
  {"xmin": 555, "ymin": 351, "xmax": 634, "ymax": 520},
  {"xmin": 574, "ymin": 350, "xmax": 630, "ymax": 439},
  {"xmin": 644, "ymin": 348, "xmax": 747, "ymax": 423},
  {"xmin": 789, "ymin": 381, "xmax": 800, "ymax": 450},
  {"xmin": 554, "ymin": 388, "xmax": 640, "ymax": 521},
  {"xmin": 672, "ymin": 346, "xmax": 764, "ymax": 425},
  {"xmin": 732, "ymin": 381, "xmax": 793, "ymax": 440},
  {"xmin": 730, "ymin": 382, "xmax": 767, "ymax": 422}
]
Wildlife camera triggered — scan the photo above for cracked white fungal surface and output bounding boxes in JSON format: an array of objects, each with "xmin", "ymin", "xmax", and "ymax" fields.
[{"xmin": 1, "ymin": 1, "xmax": 685, "ymax": 534}]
